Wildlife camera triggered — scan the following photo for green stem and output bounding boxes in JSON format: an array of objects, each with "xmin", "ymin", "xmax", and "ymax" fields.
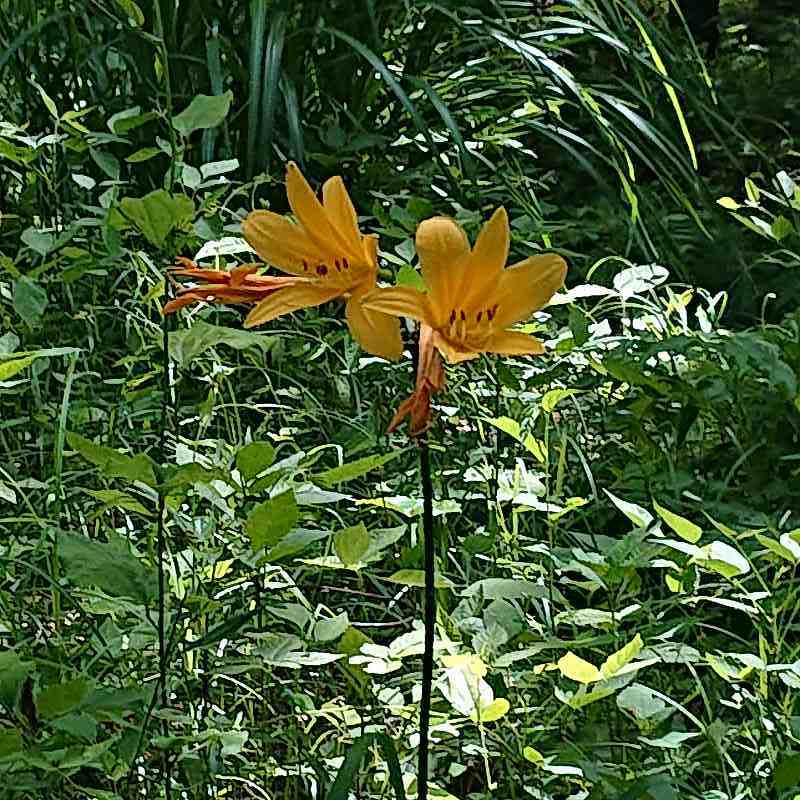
[{"xmin": 417, "ymin": 435, "xmax": 436, "ymax": 800}]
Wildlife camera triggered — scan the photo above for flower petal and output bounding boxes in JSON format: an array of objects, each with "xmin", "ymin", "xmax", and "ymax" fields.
[
  {"xmin": 416, "ymin": 216, "xmax": 470, "ymax": 325},
  {"xmin": 493, "ymin": 254, "xmax": 567, "ymax": 327},
  {"xmin": 323, "ymin": 176, "xmax": 361, "ymax": 254},
  {"xmin": 461, "ymin": 207, "xmax": 509, "ymax": 310},
  {"xmin": 242, "ymin": 210, "xmax": 324, "ymax": 275},
  {"xmin": 286, "ymin": 162, "xmax": 361, "ymax": 262},
  {"xmin": 432, "ymin": 331, "xmax": 480, "ymax": 364},
  {"xmin": 483, "ymin": 329, "xmax": 546, "ymax": 356},
  {"xmin": 244, "ymin": 283, "xmax": 342, "ymax": 328},
  {"xmin": 362, "ymin": 286, "xmax": 431, "ymax": 325},
  {"xmin": 345, "ymin": 292, "xmax": 403, "ymax": 361}
]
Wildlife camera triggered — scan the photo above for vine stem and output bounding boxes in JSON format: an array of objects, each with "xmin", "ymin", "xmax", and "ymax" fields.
[{"xmin": 417, "ymin": 434, "xmax": 436, "ymax": 800}]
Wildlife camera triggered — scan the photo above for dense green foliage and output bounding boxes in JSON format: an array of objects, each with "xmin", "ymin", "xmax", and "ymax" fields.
[{"xmin": 2, "ymin": 1, "xmax": 800, "ymax": 799}]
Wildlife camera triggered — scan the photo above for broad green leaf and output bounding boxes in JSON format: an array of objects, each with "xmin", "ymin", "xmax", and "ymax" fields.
[
  {"xmin": 0, "ymin": 651, "xmax": 32, "ymax": 709},
  {"xmin": 120, "ymin": 189, "xmax": 193, "ymax": 248},
  {"xmin": 694, "ymin": 541, "xmax": 750, "ymax": 578},
  {"xmin": 0, "ymin": 356, "xmax": 36, "ymax": 381},
  {"xmin": 541, "ymin": 388, "xmax": 580, "ymax": 413},
  {"xmin": 471, "ymin": 697, "xmax": 510, "ymax": 723},
  {"xmin": 66, "ymin": 432, "xmax": 157, "ymax": 486},
  {"xmin": 21, "ymin": 227, "xmax": 55, "ymax": 256},
  {"xmin": 172, "ymin": 91, "xmax": 233, "ymax": 137},
  {"xmin": 12, "ymin": 277, "xmax": 48, "ymax": 328},
  {"xmin": 616, "ymin": 683, "xmax": 666, "ymax": 719},
  {"xmin": 36, "ymin": 678, "xmax": 92, "ymax": 719},
  {"xmin": 125, "ymin": 147, "xmax": 162, "ymax": 163},
  {"xmin": 653, "ymin": 500, "xmax": 701, "ymax": 543},
  {"xmin": 265, "ymin": 528, "xmax": 329, "ymax": 562},
  {"xmin": 384, "ymin": 570, "xmax": 454, "ymax": 589},
  {"xmin": 113, "ymin": 0, "xmax": 144, "ymax": 26},
  {"xmin": 523, "ymin": 746, "xmax": 545, "ymax": 766},
  {"xmin": 600, "ymin": 634, "xmax": 643, "ymax": 679},
  {"xmin": 396, "ymin": 265, "xmax": 427, "ymax": 291},
  {"xmin": 314, "ymin": 612, "xmax": 349, "ymax": 643},
  {"xmin": 463, "ymin": 578, "xmax": 548, "ymax": 601},
  {"xmin": 717, "ymin": 196, "xmax": 740, "ymax": 210},
  {"xmin": 86, "ymin": 489, "xmax": 152, "ymax": 516},
  {"xmin": 334, "ymin": 523, "xmax": 370, "ymax": 566},
  {"xmin": 772, "ymin": 215, "xmax": 793, "ymax": 241},
  {"xmin": 236, "ymin": 442, "xmax": 276, "ymax": 482},
  {"xmin": 160, "ymin": 462, "xmax": 229, "ymax": 493},
  {"xmin": 755, "ymin": 533, "xmax": 796, "ymax": 563},
  {"xmin": 0, "ymin": 729, "xmax": 23, "ymax": 758},
  {"xmin": 605, "ymin": 489, "xmax": 653, "ymax": 529},
  {"xmin": 483, "ymin": 416, "xmax": 546, "ymax": 462},
  {"xmin": 246, "ymin": 491, "xmax": 298, "ymax": 551},
  {"xmin": 639, "ymin": 731, "xmax": 698, "ymax": 749},
  {"xmin": 775, "ymin": 754, "xmax": 800, "ymax": 791},
  {"xmin": 557, "ymin": 652, "xmax": 600, "ymax": 684},
  {"xmin": 315, "ymin": 451, "xmax": 402, "ymax": 487},
  {"xmin": 60, "ymin": 534, "xmax": 156, "ymax": 602},
  {"xmin": 168, "ymin": 320, "xmax": 273, "ymax": 367}
]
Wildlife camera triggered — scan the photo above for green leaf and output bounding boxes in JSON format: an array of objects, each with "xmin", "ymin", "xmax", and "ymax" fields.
[
  {"xmin": 86, "ymin": 489, "xmax": 152, "ymax": 516},
  {"xmin": 246, "ymin": 491, "xmax": 298, "ymax": 551},
  {"xmin": 172, "ymin": 91, "xmax": 233, "ymax": 137},
  {"xmin": 314, "ymin": 612, "xmax": 349, "ymax": 643},
  {"xmin": 0, "ymin": 729, "xmax": 22, "ymax": 759},
  {"xmin": 600, "ymin": 634, "xmax": 643, "ymax": 679},
  {"xmin": 125, "ymin": 147, "xmax": 162, "ymax": 163},
  {"xmin": 12, "ymin": 277, "xmax": 48, "ymax": 328},
  {"xmin": 36, "ymin": 678, "xmax": 92, "ymax": 719},
  {"xmin": 60, "ymin": 534, "xmax": 156, "ymax": 602},
  {"xmin": 334, "ymin": 523, "xmax": 370, "ymax": 566},
  {"xmin": 462, "ymin": 578, "xmax": 548, "ymax": 601},
  {"xmin": 21, "ymin": 227, "xmax": 55, "ymax": 256},
  {"xmin": 396, "ymin": 265, "xmax": 427, "ymax": 291},
  {"xmin": 772, "ymin": 215, "xmax": 794, "ymax": 241},
  {"xmin": 236, "ymin": 442, "xmax": 276, "ymax": 482},
  {"xmin": 775, "ymin": 754, "xmax": 800, "ymax": 791},
  {"xmin": 541, "ymin": 388, "xmax": 580, "ymax": 413},
  {"xmin": 0, "ymin": 356, "xmax": 36, "ymax": 381},
  {"xmin": 653, "ymin": 500, "xmax": 701, "ymax": 543},
  {"xmin": 384, "ymin": 569, "xmax": 454, "ymax": 589},
  {"xmin": 113, "ymin": 0, "xmax": 144, "ymax": 25},
  {"xmin": 265, "ymin": 528, "xmax": 329, "ymax": 562},
  {"xmin": 0, "ymin": 652, "xmax": 32, "ymax": 710},
  {"xmin": 314, "ymin": 451, "xmax": 402, "ymax": 487},
  {"xmin": 66, "ymin": 432, "xmax": 157, "ymax": 486},
  {"xmin": 558, "ymin": 652, "xmax": 600, "ymax": 684},
  {"xmin": 120, "ymin": 189, "xmax": 193, "ymax": 248},
  {"xmin": 168, "ymin": 320, "xmax": 273, "ymax": 367}
]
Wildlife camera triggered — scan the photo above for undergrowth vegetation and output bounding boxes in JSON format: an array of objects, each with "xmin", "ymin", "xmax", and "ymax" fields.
[{"xmin": 2, "ymin": 1, "xmax": 800, "ymax": 799}]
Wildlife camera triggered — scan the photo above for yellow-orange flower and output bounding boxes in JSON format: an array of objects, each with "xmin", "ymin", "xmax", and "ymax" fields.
[
  {"xmin": 163, "ymin": 257, "xmax": 298, "ymax": 314},
  {"xmin": 240, "ymin": 163, "xmax": 403, "ymax": 361},
  {"xmin": 363, "ymin": 208, "xmax": 566, "ymax": 363},
  {"xmin": 366, "ymin": 208, "xmax": 567, "ymax": 434}
]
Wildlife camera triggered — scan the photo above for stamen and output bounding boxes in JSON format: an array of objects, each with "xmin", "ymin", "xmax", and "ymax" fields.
[
  {"xmin": 302, "ymin": 259, "xmax": 309, "ymax": 272},
  {"xmin": 343, "ymin": 257, "xmax": 350, "ymax": 269},
  {"xmin": 334, "ymin": 258, "xmax": 341, "ymax": 271},
  {"xmin": 449, "ymin": 309, "xmax": 456, "ymax": 325},
  {"xmin": 460, "ymin": 310, "xmax": 466, "ymax": 322},
  {"xmin": 487, "ymin": 304, "xmax": 498, "ymax": 321},
  {"xmin": 316, "ymin": 264, "xmax": 328, "ymax": 276},
  {"xmin": 477, "ymin": 310, "xmax": 483, "ymax": 322}
]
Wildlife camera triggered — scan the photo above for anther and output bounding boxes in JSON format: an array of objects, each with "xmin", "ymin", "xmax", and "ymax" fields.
[
  {"xmin": 477, "ymin": 310, "xmax": 483, "ymax": 322},
  {"xmin": 449, "ymin": 309, "xmax": 456, "ymax": 325},
  {"xmin": 316, "ymin": 264, "xmax": 328, "ymax": 276},
  {"xmin": 335, "ymin": 258, "xmax": 341, "ymax": 271},
  {"xmin": 343, "ymin": 257, "xmax": 349, "ymax": 269},
  {"xmin": 302, "ymin": 259, "xmax": 309, "ymax": 272},
  {"xmin": 460, "ymin": 310, "xmax": 466, "ymax": 322},
  {"xmin": 487, "ymin": 306, "xmax": 495, "ymax": 321}
]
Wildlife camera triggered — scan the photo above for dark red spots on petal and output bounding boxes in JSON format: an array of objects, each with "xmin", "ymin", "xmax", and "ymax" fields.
[
  {"xmin": 316, "ymin": 264, "xmax": 328, "ymax": 276},
  {"xmin": 343, "ymin": 257, "xmax": 349, "ymax": 269},
  {"xmin": 302, "ymin": 259, "xmax": 309, "ymax": 272},
  {"xmin": 449, "ymin": 309, "xmax": 456, "ymax": 325},
  {"xmin": 487, "ymin": 306, "xmax": 496, "ymax": 321},
  {"xmin": 335, "ymin": 258, "xmax": 341, "ymax": 271},
  {"xmin": 477, "ymin": 310, "xmax": 483, "ymax": 322},
  {"xmin": 460, "ymin": 310, "xmax": 466, "ymax": 322}
]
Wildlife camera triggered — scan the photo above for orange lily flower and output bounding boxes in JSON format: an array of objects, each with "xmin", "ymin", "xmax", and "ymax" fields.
[
  {"xmin": 365, "ymin": 209, "xmax": 567, "ymax": 434},
  {"xmin": 163, "ymin": 257, "xmax": 299, "ymax": 314},
  {"xmin": 240, "ymin": 163, "xmax": 403, "ymax": 361}
]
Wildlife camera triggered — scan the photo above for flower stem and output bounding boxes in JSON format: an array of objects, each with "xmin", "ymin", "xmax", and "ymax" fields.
[{"xmin": 417, "ymin": 434, "xmax": 436, "ymax": 800}]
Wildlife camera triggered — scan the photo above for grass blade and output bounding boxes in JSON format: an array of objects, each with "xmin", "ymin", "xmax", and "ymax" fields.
[{"xmin": 246, "ymin": 0, "xmax": 268, "ymax": 177}]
